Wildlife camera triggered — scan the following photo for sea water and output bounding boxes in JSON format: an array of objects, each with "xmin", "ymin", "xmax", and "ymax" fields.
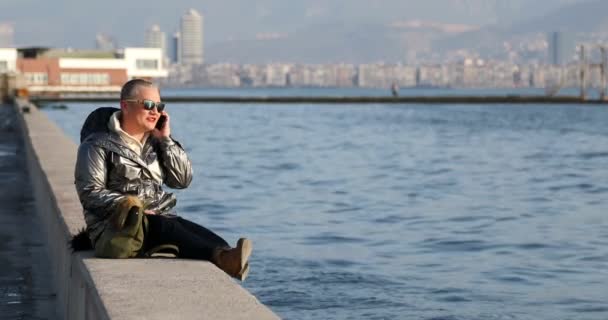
[{"xmin": 44, "ymin": 88, "xmax": 608, "ymax": 319}]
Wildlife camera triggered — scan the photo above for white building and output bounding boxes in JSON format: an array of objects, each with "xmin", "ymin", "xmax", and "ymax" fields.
[
  {"xmin": 265, "ymin": 64, "xmax": 289, "ymax": 86},
  {"xmin": 123, "ymin": 48, "xmax": 168, "ymax": 79},
  {"xmin": 0, "ymin": 48, "xmax": 17, "ymax": 73},
  {"xmin": 180, "ymin": 9, "xmax": 204, "ymax": 65}
]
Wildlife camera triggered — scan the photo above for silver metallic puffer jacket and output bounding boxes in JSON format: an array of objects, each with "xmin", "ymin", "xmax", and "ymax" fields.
[{"xmin": 74, "ymin": 109, "xmax": 192, "ymax": 244}]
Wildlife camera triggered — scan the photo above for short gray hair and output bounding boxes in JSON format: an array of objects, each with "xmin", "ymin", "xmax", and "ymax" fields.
[{"xmin": 120, "ymin": 79, "xmax": 157, "ymax": 100}]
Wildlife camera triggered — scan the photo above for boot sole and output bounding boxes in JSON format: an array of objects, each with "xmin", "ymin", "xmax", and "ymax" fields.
[
  {"xmin": 237, "ymin": 263, "xmax": 250, "ymax": 281},
  {"xmin": 236, "ymin": 238, "xmax": 253, "ymax": 274}
]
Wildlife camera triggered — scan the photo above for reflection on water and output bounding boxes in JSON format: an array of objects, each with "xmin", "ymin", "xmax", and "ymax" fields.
[{"xmin": 45, "ymin": 99, "xmax": 608, "ymax": 320}]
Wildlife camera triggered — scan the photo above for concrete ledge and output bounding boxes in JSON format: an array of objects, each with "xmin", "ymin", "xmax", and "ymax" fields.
[{"xmin": 12, "ymin": 98, "xmax": 279, "ymax": 320}]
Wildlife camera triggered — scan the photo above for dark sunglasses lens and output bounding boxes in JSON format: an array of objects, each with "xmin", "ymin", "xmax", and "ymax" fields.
[
  {"xmin": 143, "ymin": 100, "xmax": 155, "ymax": 110},
  {"xmin": 156, "ymin": 103, "xmax": 166, "ymax": 112}
]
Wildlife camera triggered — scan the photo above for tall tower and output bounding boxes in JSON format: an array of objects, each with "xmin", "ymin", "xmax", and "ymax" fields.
[
  {"xmin": 180, "ymin": 9, "xmax": 203, "ymax": 65},
  {"xmin": 171, "ymin": 32, "xmax": 181, "ymax": 64},
  {"xmin": 145, "ymin": 25, "xmax": 166, "ymax": 55},
  {"xmin": 145, "ymin": 24, "xmax": 167, "ymax": 65}
]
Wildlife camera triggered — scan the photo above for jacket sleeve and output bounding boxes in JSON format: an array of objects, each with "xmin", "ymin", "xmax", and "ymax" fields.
[
  {"xmin": 157, "ymin": 136, "xmax": 193, "ymax": 189},
  {"xmin": 74, "ymin": 142, "xmax": 125, "ymax": 217}
]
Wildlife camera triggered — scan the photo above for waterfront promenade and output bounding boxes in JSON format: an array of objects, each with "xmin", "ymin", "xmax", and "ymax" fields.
[
  {"xmin": 0, "ymin": 104, "xmax": 56, "ymax": 319},
  {"xmin": 7, "ymin": 100, "xmax": 279, "ymax": 319}
]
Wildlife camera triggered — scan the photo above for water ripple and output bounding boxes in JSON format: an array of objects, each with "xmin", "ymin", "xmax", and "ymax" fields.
[
  {"xmin": 301, "ymin": 233, "xmax": 367, "ymax": 245},
  {"xmin": 259, "ymin": 163, "xmax": 300, "ymax": 171},
  {"xmin": 577, "ymin": 152, "xmax": 608, "ymax": 160},
  {"xmin": 419, "ymin": 238, "xmax": 501, "ymax": 253}
]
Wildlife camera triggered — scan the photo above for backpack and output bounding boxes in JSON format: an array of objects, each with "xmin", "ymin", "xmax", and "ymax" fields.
[
  {"xmin": 94, "ymin": 195, "xmax": 147, "ymax": 258},
  {"xmin": 80, "ymin": 107, "xmax": 119, "ymax": 143}
]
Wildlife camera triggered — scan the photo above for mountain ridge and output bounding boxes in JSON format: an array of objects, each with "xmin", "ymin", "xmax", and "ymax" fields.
[
  {"xmin": 1, "ymin": 0, "xmax": 585, "ymax": 48},
  {"xmin": 206, "ymin": 0, "xmax": 606, "ymax": 63}
]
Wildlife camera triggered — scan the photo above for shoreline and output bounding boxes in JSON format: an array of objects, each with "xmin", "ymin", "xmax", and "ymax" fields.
[{"xmin": 31, "ymin": 95, "xmax": 607, "ymax": 105}]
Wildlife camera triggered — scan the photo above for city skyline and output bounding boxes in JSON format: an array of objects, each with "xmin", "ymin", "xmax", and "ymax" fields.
[
  {"xmin": 1, "ymin": 0, "xmax": 605, "ymax": 64},
  {"xmin": 3, "ymin": 2, "xmax": 604, "ymax": 92}
]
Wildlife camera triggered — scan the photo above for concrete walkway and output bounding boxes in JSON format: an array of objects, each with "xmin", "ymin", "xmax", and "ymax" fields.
[{"xmin": 0, "ymin": 104, "xmax": 56, "ymax": 319}]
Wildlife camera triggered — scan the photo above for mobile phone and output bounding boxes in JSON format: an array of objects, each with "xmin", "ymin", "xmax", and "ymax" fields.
[{"xmin": 155, "ymin": 115, "xmax": 167, "ymax": 130}]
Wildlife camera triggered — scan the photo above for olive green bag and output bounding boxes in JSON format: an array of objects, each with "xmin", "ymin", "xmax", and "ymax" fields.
[
  {"xmin": 94, "ymin": 195, "xmax": 180, "ymax": 258},
  {"xmin": 94, "ymin": 196, "xmax": 148, "ymax": 258}
]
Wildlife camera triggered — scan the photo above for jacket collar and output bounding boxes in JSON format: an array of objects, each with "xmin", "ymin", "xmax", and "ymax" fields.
[
  {"xmin": 108, "ymin": 111, "xmax": 150, "ymax": 154},
  {"xmin": 87, "ymin": 132, "xmax": 157, "ymax": 174}
]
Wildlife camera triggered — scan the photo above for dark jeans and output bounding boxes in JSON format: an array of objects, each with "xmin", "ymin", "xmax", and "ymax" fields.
[{"xmin": 144, "ymin": 214, "xmax": 229, "ymax": 260}]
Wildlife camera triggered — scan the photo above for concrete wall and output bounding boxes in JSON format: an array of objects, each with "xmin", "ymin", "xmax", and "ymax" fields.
[{"xmin": 12, "ymin": 98, "xmax": 280, "ymax": 320}]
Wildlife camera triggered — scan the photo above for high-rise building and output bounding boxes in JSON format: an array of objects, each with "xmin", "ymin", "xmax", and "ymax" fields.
[
  {"xmin": 548, "ymin": 31, "xmax": 576, "ymax": 65},
  {"xmin": 145, "ymin": 25, "xmax": 166, "ymax": 66},
  {"xmin": 145, "ymin": 25, "xmax": 166, "ymax": 55},
  {"xmin": 180, "ymin": 9, "xmax": 203, "ymax": 65},
  {"xmin": 0, "ymin": 23, "xmax": 14, "ymax": 47},
  {"xmin": 171, "ymin": 32, "xmax": 181, "ymax": 64}
]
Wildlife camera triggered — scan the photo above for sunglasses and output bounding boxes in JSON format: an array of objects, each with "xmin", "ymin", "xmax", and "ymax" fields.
[{"xmin": 124, "ymin": 99, "xmax": 166, "ymax": 112}]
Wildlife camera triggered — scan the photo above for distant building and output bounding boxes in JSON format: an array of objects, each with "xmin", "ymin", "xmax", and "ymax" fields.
[
  {"xmin": 548, "ymin": 31, "xmax": 576, "ymax": 65},
  {"xmin": 180, "ymin": 9, "xmax": 204, "ymax": 65},
  {"xmin": 0, "ymin": 23, "xmax": 14, "ymax": 47},
  {"xmin": 95, "ymin": 33, "xmax": 117, "ymax": 51},
  {"xmin": 170, "ymin": 32, "xmax": 181, "ymax": 64},
  {"xmin": 335, "ymin": 64, "xmax": 357, "ymax": 87},
  {"xmin": 191, "ymin": 63, "xmax": 240, "ymax": 87},
  {"xmin": 357, "ymin": 64, "xmax": 417, "ymax": 88},
  {"xmin": 121, "ymin": 47, "xmax": 169, "ymax": 79},
  {"xmin": 145, "ymin": 25, "xmax": 167, "ymax": 65},
  {"xmin": 417, "ymin": 65, "xmax": 449, "ymax": 87},
  {"xmin": 239, "ymin": 64, "xmax": 265, "ymax": 87},
  {"xmin": 264, "ymin": 64, "xmax": 289, "ymax": 87},
  {"xmin": 0, "ymin": 48, "xmax": 17, "ymax": 73},
  {"xmin": 15, "ymin": 47, "xmax": 167, "ymax": 92}
]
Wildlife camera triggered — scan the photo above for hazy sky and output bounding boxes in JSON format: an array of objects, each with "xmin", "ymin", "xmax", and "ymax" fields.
[{"xmin": 0, "ymin": 0, "xmax": 586, "ymax": 48}]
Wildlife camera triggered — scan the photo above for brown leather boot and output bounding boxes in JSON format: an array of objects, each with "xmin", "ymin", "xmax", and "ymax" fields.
[{"xmin": 212, "ymin": 238, "xmax": 252, "ymax": 281}]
